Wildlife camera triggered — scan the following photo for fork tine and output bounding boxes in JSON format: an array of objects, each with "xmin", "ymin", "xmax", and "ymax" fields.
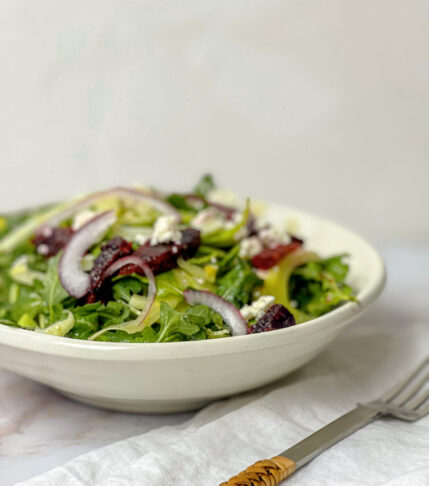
[
  {"xmin": 407, "ymin": 389, "xmax": 429, "ymax": 410},
  {"xmin": 381, "ymin": 359, "xmax": 428, "ymax": 402},
  {"xmin": 414, "ymin": 403, "xmax": 429, "ymax": 419},
  {"xmin": 391, "ymin": 373, "xmax": 429, "ymax": 407}
]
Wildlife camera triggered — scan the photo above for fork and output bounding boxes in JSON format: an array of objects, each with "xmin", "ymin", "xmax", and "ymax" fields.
[{"xmin": 220, "ymin": 357, "xmax": 429, "ymax": 485}]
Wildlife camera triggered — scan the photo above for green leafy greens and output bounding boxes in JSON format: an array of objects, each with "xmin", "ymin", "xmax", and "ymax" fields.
[{"xmin": 0, "ymin": 175, "xmax": 357, "ymax": 343}]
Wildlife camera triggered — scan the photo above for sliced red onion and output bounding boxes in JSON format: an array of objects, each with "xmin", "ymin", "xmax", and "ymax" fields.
[
  {"xmin": 183, "ymin": 289, "xmax": 247, "ymax": 336},
  {"xmin": 88, "ymin": 255, "xmax": 157, "ymax": 341},
  {"xmin": 103, "ymin": 255, "xmax": 156, "ymax": 327},
  {"xmin": 59, "ymin": 211, "xmax": 117, "ymax": 298},
  {"xmin": 43, "ymin": 186, "xmax": 180, "ymax": 229}
]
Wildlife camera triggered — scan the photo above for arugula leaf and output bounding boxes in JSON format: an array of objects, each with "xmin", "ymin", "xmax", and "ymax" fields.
[
  {"xmin": 321, "ymin": 254, "xmax": 350, "ymax": 283},
  {"xmin": 289, "ymin": 255, "xmax": 357, "ymax": 318},
  {"xmin": 182, "ymin": 304, "xmax": 212, "ymax": 327},
  {"xmin": 156, "ymin": 302, "xmax": 195, "ymax": 342},
  {"xmin": 218, "ymin": 244, "xmax": 240, "ymax": 273},
  {"xmin": 216, "ymin": 260, "xmax": 262, "ymax": 307},
  {"xmin": 193, "ymin": 174, "xmax": 215, "ymax": 198},
  {"xmin": 112, "ymin": 277, "xmax": 144, "ymax": 303},
  {"xmin": 65, "ymin": 300, "xmax": 133, "ymax": 339},
  {"xmin": 9, "ymin": 285, "xmax": 44, "ymax": 322},
  {"xmin": 93, "ymin": 325, "xmax": 158, "ymax": 343},
  {"xmin": 0, "ymin": 318, "xmax": 18, "ymax": 328},
  {"xmin": 182, "ymin": 304, "xmax": 227, "ymax": 332},
  {"xmin": 67, "ymin": 312, "xmax": 99, "ymax": 339},
  {"xmin": 166, "ymin": 194, "xmax": 197, "ymax": 212},
  {"xmin": 35, "ymin": 255, "xmax": 68, "ymax": 322},
  {"xmin": 155, "ymin": 302, "xmax": 229, "ymax": 342}
]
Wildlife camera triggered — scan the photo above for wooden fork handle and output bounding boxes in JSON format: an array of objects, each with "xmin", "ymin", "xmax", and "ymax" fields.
[{"xmin": 219, "ymin": 456, "xmax": 296, "ymax": 485}]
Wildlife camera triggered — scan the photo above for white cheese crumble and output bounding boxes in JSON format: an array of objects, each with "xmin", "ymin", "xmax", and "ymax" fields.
[
  {"xmin": 259, "ymin": 226, "xmax": 291, "ymax": 248},
  {"xmin": 239, "ymin": 236, "xmax": 263, "ymax": 259},
  {"xmin": 134, "ymin": 233, "xmax": 150, "ymax": 245},
  {"xmin": 240, "ymin": 295, "xmax": 275, "ymax": 321},
  {"xmin": 191, "ymin": 206, "xmax": 247, "ymax": 239},
  {"xmin": 150, "ymin": 215, "xmax": 182, "ymax": 246},
  {"xmin": 72, "ymin": 209, "xmax": 97, "ymax": 230},
  {"xmin": 206, "ymin": 188, "xmax": 243, "ymax": 209},
  {"xmin": 36, "ymin": 243, "xmax": 49, "ymax": 256},
  {"xmin": 190, "ymin": 208, "xmax": 225, "ymax": 234}
]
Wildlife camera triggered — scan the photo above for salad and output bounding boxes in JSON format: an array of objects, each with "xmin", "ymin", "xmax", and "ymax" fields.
[{"xmin": 0, "ymin": 176, "xmax": 356, "ymax": 343}]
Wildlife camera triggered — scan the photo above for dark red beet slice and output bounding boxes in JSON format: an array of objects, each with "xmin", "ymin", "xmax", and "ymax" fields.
[
  {"xmin": 119, "ymin": 228, "xmax": 201, "ymax": 276},
  {"xmin": 89, "ymin": 237, "xmax": 133, "ymax": 292},
  {"xmin": 251, "ymin": 237, "xmax": 303, "ymax": 270},
  {"xmin": 32, "ymin": 227, "xmax": 74, "ymax": 257},
  {"xmin": 248, "ymin": 304, "xmax": 295, "ymax": 334}
]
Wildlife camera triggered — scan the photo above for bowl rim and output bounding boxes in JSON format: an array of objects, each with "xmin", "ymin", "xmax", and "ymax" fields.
[{"xmin": 0, "ymin": 203, "xmax": 386, "ymax": 360}]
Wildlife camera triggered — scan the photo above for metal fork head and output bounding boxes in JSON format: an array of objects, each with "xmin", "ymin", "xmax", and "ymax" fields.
[{"xmin": 362, "ymin": 357, "xmax": 429, "ymax": 422}]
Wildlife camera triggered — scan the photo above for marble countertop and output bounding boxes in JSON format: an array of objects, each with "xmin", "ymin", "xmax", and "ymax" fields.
[
  {"xmin": 1, "ymin": 239, "xmax": 428, "ymax": 485},
  {"xmin": 0, "ymin": 372, "xmax": 192, "ymax": 485}
]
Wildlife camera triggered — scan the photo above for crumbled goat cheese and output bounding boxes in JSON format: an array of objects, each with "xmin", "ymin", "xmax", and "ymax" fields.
[
  {"xmin": 206, "ymin": 188, "xmax": 243, "ymax": 209},
  {"xmin": 72, "ymin": 209, "xmax": 97, "ymax": 230},
  {"xmin": 259, "ymin": 226, "xmax": 291, "ymax": 248},
  {"xmin": 239, "ymin": 237, "xmax": 263, "ymax": 259},
  {"xmin": 190, "ymin": 208, "xmax": 225, "ymax": 234},
  {"xmin": 36, "ymin": 243, "xmax": 50, "ymax": 256},
  {"xmin": 240, "ymin": 295, "xmax": 275, "ymax": 321},
  {"xmin": 150, "ymin": 215, "xmax": 182, "ymax": 245},
  {"xmin": 134, "ymin": 233, "xmax": 150, "ymax": 245},
  {"xmin": 254, "ymin": 217, "xmax": 270, "ymax": 232}
]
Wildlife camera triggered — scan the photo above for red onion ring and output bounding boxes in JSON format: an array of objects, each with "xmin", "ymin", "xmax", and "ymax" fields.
[
  {"xmin": 183, "ymin": 289, "xmax": 247, "ymax": 336},
  {"xmin": 103, "ymin": 255, "xmax": 157, "ymax": 328},
  {"xmin": 43, "ymin": 186, "xmax": 180, "ymax": 229},
  {"xmin": 59, "ymin": 211, "xmax": 117, "ymax": 298}
]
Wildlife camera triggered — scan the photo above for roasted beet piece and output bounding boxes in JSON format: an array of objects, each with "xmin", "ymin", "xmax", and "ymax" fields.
[
  {"xmin": 248, "ymin": 304, "xmax": 295, "ymax": 334},
  {"xmin": 175, "ymin": 228, "xmax": 201, "ymax": 258},
  {"xmin": 32, "ymin": 226, "xmax": 74, "ymax": 257},
  {"xmin": 251, "ymin": 237, "xmax": 303, "ymax": 270},
  {"xmin": 119, "ymin": 228, "xmax": 201, "ymax": 276},
  {"xmin": 89, "ymin": 237, "xmax": 133, "ymax": 292}
]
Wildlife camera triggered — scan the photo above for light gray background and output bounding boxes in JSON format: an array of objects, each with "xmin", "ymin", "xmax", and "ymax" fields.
[{"xmin": 0, "ymin": 0, "xmax": 428, "ymax": 240}]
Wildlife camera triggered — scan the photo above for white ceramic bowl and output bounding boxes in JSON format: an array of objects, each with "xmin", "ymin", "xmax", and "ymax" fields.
[{"xmin": 0, "ymin": 204, "xmax": 385, "ymax": 413}]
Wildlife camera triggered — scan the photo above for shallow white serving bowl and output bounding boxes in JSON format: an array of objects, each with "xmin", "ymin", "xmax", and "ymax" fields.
[{"xmin": 0, "ymin": 203, "xmax": 385, "ymax": 413}]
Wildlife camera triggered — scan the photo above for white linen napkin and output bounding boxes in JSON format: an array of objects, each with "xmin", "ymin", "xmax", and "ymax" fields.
[{"xmin": 18, "ymin": 243, "xmax": 429, "ymax": 486}]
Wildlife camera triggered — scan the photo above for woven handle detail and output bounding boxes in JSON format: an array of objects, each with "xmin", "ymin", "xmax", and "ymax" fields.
[{"xmin": 220, "ymin": 456, "xmax": 296, "ymax": 485}]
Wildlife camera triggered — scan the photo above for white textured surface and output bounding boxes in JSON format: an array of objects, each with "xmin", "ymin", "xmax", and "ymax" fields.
[
  {"xmin": 0, "ymin": 1, "xmax": 428, "ymax": 239},
  {"xmin": 0, "ymin": 240, "xmax": 427, "ymax": 485}
]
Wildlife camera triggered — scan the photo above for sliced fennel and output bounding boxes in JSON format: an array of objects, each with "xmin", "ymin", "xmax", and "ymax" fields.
[
  {"xmin": 261, "ymin": 250, "xmax": 319, "ymax": 323},
  {"xmin": 35, "ymin": 310, "xmax": 75, "ymax": 336}
]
